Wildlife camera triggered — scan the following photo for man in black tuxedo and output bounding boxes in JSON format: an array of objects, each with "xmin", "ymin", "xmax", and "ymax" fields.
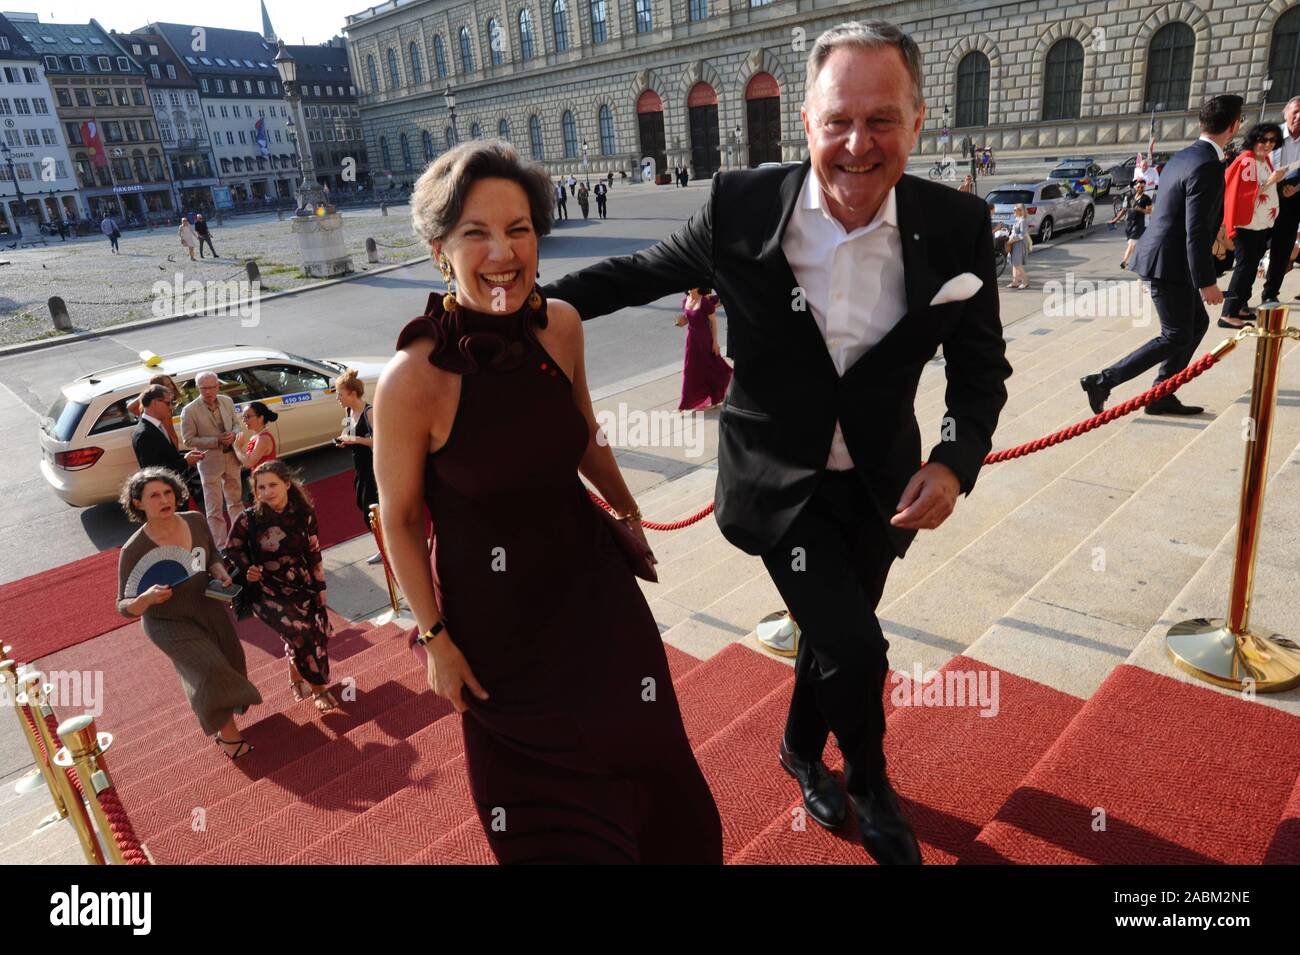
[
  {"xmin": 1081, "ymin": 95, "xmax": 1244, "ymax": 416},
  {"xmin": 131, "ymin": 384, "xmax": 205, "ymax": 502},
  {"xmin": 545, "ymin": 20, "xmax": 1011, "ymax": 864}
]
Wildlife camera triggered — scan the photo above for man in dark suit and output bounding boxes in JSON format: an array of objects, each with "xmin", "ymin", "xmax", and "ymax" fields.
[
  {"xmin": 131, "ymin": 384, "xmax": 205, "ymax": 502},
  {"xmin": 1081, "ymin": 95, "xmax": 1244, "ymax": 416},
  {"xmin": 545, "ymin": 21, "xmax": 1011, "ymax": 864},
  {"xmin": 1262, "ymin": 96, "xmax": 1300, "ymax": 304}
]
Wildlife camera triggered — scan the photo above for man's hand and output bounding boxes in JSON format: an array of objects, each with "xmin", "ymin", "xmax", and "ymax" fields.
[
  {"xmin": 1200, "ymin": 284, "xmax": 1224, "ymax": 306},
  {"xmin": 184, "ymin": 449, "xmax": 205, "ymax": 465},
  {"xmin": 891, "ymin": 462, "xmax": 961, "ymax": 530}
]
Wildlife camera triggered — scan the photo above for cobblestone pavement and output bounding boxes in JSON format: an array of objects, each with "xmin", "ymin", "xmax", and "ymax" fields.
[{"xmin": 0, "ymin": 205, "xmax": 426, "ymax": 345}]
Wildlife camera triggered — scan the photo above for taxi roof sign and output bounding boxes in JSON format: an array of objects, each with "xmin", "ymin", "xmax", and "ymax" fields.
[{"xmin": 139, "ymin": 351, "xmax": 163, "ymax": 367}]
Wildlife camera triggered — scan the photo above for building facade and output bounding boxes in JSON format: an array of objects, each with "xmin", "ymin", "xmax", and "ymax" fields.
[
  {"xmin": 149, "ymin": 22, "xmax": 297, "ymax": 205},
  {"xmin": 340, "ymin": 0, "xmax": 1300, "ymax": 181},
  {"xmin": 288, "ymin": 38, "xmax": 369, "ymax": 194},
  {"xmin": 0, "ymin": 13, "xmax": 86, "ymax": 234},
  {"xmin": 15, "ymin": 15, "xmax": 173, "ymax": 222},
  {"xmin": 118, "ymin": 29, "xmax": 220, "ymax": 212}
]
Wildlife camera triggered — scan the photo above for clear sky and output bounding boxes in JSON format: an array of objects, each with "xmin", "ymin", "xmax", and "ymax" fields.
[{"xmin": 9, "ymin": 0, "xmax": 366, "ymax": 45}]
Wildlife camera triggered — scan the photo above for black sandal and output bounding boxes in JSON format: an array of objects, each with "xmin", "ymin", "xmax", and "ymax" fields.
[{"xmin": 215, "ymin": 735, "xmax": 254, "ymax": 760}]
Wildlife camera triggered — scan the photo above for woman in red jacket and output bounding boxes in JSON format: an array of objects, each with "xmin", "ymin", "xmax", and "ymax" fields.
[{"xmin": 1221, "ymin": 123, "xmax": 1285, "ymax": 328}]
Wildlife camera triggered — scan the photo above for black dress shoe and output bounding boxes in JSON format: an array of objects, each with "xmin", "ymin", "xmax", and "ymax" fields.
[
  {"xmin": 1217, "ymin": 317, "xmax": 1250, "ymax": 329},
  {"xmin": 1080, "ymin": 374, "xmax": 1110, "ymax": 414},
  {"xmin": 850, "ymin": 780, "xmax": 923, "ymax": 865},
  {"xmin": 778, "ymin": 739, "xmax": 846, "ymax": 830},
  {"xmin": 1145, "ymin": 396, "xmax": 1204, "ymax": 415}
]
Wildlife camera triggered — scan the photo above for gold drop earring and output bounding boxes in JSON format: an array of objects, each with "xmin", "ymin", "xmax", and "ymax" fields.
[
  {"xmin": 438, "ymin": 255, "xmax": 458, "ymax": 311},
  {"xmin": 528, "ymin": 268, "xmax": 542, "ymax": 310}
]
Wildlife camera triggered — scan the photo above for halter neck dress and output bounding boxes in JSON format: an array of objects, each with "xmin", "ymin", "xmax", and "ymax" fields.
[{"xmin": 396, "ymin": 290, "xmax": 721, "ymax": 864}]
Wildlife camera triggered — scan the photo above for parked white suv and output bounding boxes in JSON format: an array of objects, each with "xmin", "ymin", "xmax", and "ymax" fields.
[
  {"xmin": 39, "ymin": 346, "xmax": 388, "ymax": 507},
  {"xmin": 985, "ymin": 180, "xmax": 1095, "ymax": 243}
]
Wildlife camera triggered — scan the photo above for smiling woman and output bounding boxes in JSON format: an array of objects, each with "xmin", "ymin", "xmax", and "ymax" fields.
[{"xmin": 376, "ymin": 139, "xmax": 722, "ymax": 864}]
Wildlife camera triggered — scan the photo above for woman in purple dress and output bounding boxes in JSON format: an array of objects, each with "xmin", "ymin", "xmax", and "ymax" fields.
[
  {"xmin": 677, "ymin": 287, "xmax": 732, "ymax": 410},
  {"xmin": 375, "ymin": 141, "xmax": 721, "ymax": 864}
]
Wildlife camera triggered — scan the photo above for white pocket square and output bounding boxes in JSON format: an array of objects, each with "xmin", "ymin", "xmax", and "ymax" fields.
[{"xmin": 930, "ymin": 272, "xmax": 983, "ymax": 306}]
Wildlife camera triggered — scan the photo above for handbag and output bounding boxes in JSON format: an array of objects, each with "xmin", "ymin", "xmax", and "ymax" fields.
[
  {"xmin": 591, "ymin": 498, "xmax": 658, "ymax": 583},
  {"xmin": 231, "ymin": 509, "xmax": 262, "ymax": 619}
]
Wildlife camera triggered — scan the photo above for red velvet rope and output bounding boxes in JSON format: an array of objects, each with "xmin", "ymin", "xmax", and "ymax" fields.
[
  {"xmin": 19, "ymin": 702, "xmax": 150, "ymax": 865},
  {"xmin": 589, "ymin": 349, "xmax": 1224, "ymax": 528}
]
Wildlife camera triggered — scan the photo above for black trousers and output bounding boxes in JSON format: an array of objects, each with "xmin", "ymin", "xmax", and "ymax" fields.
[
  {"xmin": 1099, "ymin": 278, "xmax": 1209, "ymax": 388},
  {"xmin": 1261, "ymin": 194, "xmax": 1300, "ymax": 302},
  {"xmin": 760, "ymin": 470, "xmax": 895, "ymax": 796},
  {"xmin": 596, "ymin": 196, "xmax": 607, "ymax": 218},
  {"xmin": 556, "ymin": 201, "xmax": 568, "ymax": 220},
  {"xmin": 197, "ymin": 234, "xmax": 217, "ymax": 257},
  {"xmin": 1223, "ymin": 227, "xmax": 1270, "ymax": 317}
]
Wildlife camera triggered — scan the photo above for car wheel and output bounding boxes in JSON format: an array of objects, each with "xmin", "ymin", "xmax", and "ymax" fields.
[
  {"xmin": 1081, "ymin": 205, "xmax": 1094, "ymax": 229},
  {"xmin": 1038, "ymin": 218, "xmax": 1054, "ymax": 243}
]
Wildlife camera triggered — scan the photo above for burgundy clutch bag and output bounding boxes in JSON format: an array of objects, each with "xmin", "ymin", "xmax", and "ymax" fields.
[{"xmin": 592, "ymin": 499, "xmax": 658, "ymax": 583}]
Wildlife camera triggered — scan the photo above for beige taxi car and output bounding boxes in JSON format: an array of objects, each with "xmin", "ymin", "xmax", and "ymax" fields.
[{"xmin": 40, "ymin": 346, "xmax": 388, "ymax": 507}]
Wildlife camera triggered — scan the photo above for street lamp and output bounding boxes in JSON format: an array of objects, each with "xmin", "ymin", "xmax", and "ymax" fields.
[
  {"xmin": 581, "ymin": 139, "xmax": 589, "ymax": 179},
  {"xmin": 444, "ymin": 85, "xmax": 457, "ymax": 140},
  {"xmin": 274, "ymin": 40, "xmax": 328, "ymax": 216},
  {"xmin": 1, "ymin": 140, "xmax": 26, "ymax": 236},
  {"xmin": 1262, "ymin": 77, "xmax": 1275, "ymax": 122},
  {"xmin": 273, "ymin": 39, "xmax": 352, "ymax": 277}
]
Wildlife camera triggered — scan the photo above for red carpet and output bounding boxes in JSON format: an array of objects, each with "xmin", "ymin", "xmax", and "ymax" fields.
[
  {"xmin": 963, "ymin": 665, "xmax": 1300, "ymax": 865},
  {"xmin": 3, "ymin": 470, "xmax": 371, "ymax": 661},
  {"xmin": 31, "ymin": 611, "xmax": 1300, "ymax": 864}
]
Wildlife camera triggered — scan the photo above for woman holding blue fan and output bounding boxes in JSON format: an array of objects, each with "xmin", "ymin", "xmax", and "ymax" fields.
[{"xmin": 116, "ymin": 467, "xmax": 262, "ymax": 760}]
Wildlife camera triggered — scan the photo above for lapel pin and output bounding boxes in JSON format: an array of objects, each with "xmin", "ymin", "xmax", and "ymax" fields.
[{"xmin": 913, "ymin": 233, "xmax": 921, "ymax": 241}]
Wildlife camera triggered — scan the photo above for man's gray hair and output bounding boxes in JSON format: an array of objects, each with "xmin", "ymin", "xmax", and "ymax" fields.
[
  {"xmin": 1286, "ymin": 95, "xmax": 1300, "ymax": 113},
  {"xmin": 804, "ymin": 20, "xmax": 925, "ymax": 109},
  {"xmin": 195, "ymin": 371, "xmax": 218, "ymax": 385}
]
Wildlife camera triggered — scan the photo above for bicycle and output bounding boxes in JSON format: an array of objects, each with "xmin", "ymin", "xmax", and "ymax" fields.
[{"xmin": 928, "ymin": 157, "xmax": 958, "ymax": 182}]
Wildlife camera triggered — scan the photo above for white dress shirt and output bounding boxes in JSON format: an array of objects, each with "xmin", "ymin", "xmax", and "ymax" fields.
[
  {"xmin": 1270, "ymin": 125, "xmax": 1300, "ymax": 171},
  {"xmin": 781, "ymin": 169, "xmax": 907, "ymax": 470},
  {"xmin": 140, "ymin": 412, "xmax": 165, "ymax": 433},
  {"xmin": 1196, "ymin": 135, "xmax": 1225, "ymax": 162}
]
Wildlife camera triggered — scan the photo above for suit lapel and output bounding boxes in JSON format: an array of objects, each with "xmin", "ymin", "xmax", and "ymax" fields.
[{"xmin": 894, "ymin": 175, "xmax": 944, "ymax": 324}]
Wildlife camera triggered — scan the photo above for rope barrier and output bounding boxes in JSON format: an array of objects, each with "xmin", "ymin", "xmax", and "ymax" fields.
[
  {"xmin": 371, "ymin": 238, "xmax": 420, "ymax": 249},
  {"xmin": 18, "ymin": 693, "xmax": 149, "ymax": 864},
  {"xmin": 588, "ymin": 329, "xmax": 1273, "ymax": 530}
]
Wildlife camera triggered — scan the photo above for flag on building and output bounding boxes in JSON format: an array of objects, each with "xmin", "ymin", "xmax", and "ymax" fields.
[
  {"xmin": 254, "ymin": 117, "xmax": 270, "ymax": 157},
  {"xmin": 81, "ymin": 121, "xmax": 108, "ymax": 168}
]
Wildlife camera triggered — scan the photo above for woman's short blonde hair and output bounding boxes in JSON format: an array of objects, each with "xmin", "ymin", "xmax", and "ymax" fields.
[
  {"xmin": 335, "ymin": 368, "xmax": 364, "ymax": 398},
  {"xmin": 410, "ymin": 139, "xmax": 554, "ymax": 246}
]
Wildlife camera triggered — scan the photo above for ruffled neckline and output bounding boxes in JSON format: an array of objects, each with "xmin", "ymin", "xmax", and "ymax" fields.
[{"xmin": 399, "ymin": 288, "xmax": 549, "ymax": 375}]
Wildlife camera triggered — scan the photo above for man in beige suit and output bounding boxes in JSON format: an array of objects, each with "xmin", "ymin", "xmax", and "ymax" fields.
[{"xmin": 181, "ymin": 370, "xmax": 245, "ymax": 548}]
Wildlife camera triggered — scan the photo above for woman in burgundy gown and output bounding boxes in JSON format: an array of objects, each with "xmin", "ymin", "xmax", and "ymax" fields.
[
  {"xmin": 376, "ymin": 141, "xmax": 721, "ymax": 864},
  {"xmin": 677, "ymin": 287, "xmax": 732, "ymax": 410}
]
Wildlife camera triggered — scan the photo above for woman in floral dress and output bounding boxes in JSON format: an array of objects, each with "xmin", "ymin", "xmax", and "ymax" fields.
[{"xmin": 224, "ymin": 459, "xmax": 338, "ymax": 712}]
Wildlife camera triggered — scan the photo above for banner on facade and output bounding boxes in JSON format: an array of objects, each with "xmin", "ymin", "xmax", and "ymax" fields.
[
  {"xmin": 81, "ymin": 121, "xmax": 108, "ymax": 168},
  {"xmin": 254, "ymin": 117, "xmax": 269, "ymax": 157}
]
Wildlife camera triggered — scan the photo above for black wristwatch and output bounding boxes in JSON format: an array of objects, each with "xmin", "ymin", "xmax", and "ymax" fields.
[{"xmin": 416, "ymin": 620, "xmax": 447, "ymax": 646}]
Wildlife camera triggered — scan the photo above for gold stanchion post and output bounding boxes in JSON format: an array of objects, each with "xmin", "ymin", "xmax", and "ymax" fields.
[
  {"xmin": 1, "ymin": 661, "xmax": 69, "ymax": 820},
  {"xmin": 368, "ymin": 503, "xmax": 402, "ymax": 618},
  {"xmin": 1166, "ymin": 304, "xmax": 1300, "ymax": 691},
  {"xmin": 23, "ymin": 674, "xmax": 106, "ymax": 864},
  {"xmin": 55, "ymin": 714, "xmax": 123, "ymax": 865}
]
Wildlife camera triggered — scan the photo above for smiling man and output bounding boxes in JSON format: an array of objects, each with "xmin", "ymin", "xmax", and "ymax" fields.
[{"xmin": 545, "ymin": 20, "xmax": 1011, "ymax": 864}]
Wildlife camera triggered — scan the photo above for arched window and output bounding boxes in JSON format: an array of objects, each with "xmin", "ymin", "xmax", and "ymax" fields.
[
  {"xmin": 1269, "ymin": 8, "xmax": 1300, "ymax": 103},
  {"xmin": 433, "ymin": 35, "xmax": 448, "ymax": 78},
  {"xmin": 471, "ymin": 121, "xmax": 482, "ymax": 139},
  {"xmin": 553, "ymin": 0, "xmax": 570, "ymax": 53},
  {"xmin": 529, "ymin": 114, "xmax": 545, "ymax": 159},
  {"xmin": 519, "ymin": 9, "xmax": 536, "ymax": 60},
  {"xmin": 422, "ymin": 129, "xmax": 434, "ymax": 161},
  {"xmin": 386, "ymin": 47, "xmax": 400, "ymax": 88},
  {"xmin": 635, "ymin": 0, "xmax": 653, "ymax": 34},
  {"xmin": 499, "ymin": 118, "xmax": 511, "ymax": 140},
  {"xmin": 459, "ymin": 26, "xmax": 475, "ymax": 73},
  {"xmin": 366, "ymin": 54, "xmax": 378, "ymax": 91},
  {"xmin": 590, "ymin": 0, "xmax": 608, "ymax": 43},
  {"xmin": 446, "ymin": 127, "xmax": 457, "ymax": 149},
  {"xmin": 400, "ymin": 133, "xmax": 412, "ymax": 169},
  {"xmin": 409, "ymin": 42, "xmax": 424, "ymax": 84},
  {"xmin": 598, "ymin": 104, "xmax": 615, "ymax": 154},
  {"xmin": 379, "ymin": 135, "xmax": 391, "ymax": 168},
  {"xmin": 1144, "ymin": 23, "xmax": 1194, "ymax": 112},
  {"xmin": 1042, "ymin": 38, "xmax": 1084, "ymax": 121},
  {"xmin": 487, "ymin": 18, "xmax": 504, "ymax": 66},
  {"xmin": 689, "ymin": 0, "xmax": 706, "ymax": 21},
  {"xmin": 562, "ymin": 109, "xmax": 578, "ymax": 157},
  {"xmin": 955, "ymin": 51, "xmax": 989, "ymax": 128}
]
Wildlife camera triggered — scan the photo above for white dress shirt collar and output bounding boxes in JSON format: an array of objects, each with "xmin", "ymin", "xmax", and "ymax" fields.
[
  {"xmin": 802, "ymin": 168, "xmax": 898, "ymax": 239},
  {"xmin": 141, "ymin": 412, "xmax": 164, "ymax": 430},
  {"xmin": 1197, "ymin": 135, "xmax": 1225, "ymax": 162}
]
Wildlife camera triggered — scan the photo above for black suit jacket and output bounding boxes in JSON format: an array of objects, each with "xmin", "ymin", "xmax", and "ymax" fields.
[
  {"xmin": 544, "ymin": 162, "xmax": 1011, "ymax": 557},
  {"xmin": 1129, "ymin": 139, "xmax": 1224, "ymax": 289},
  {"xmin": 131, "ymin": 418, "xmax": 189, "ymax": 476}
]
